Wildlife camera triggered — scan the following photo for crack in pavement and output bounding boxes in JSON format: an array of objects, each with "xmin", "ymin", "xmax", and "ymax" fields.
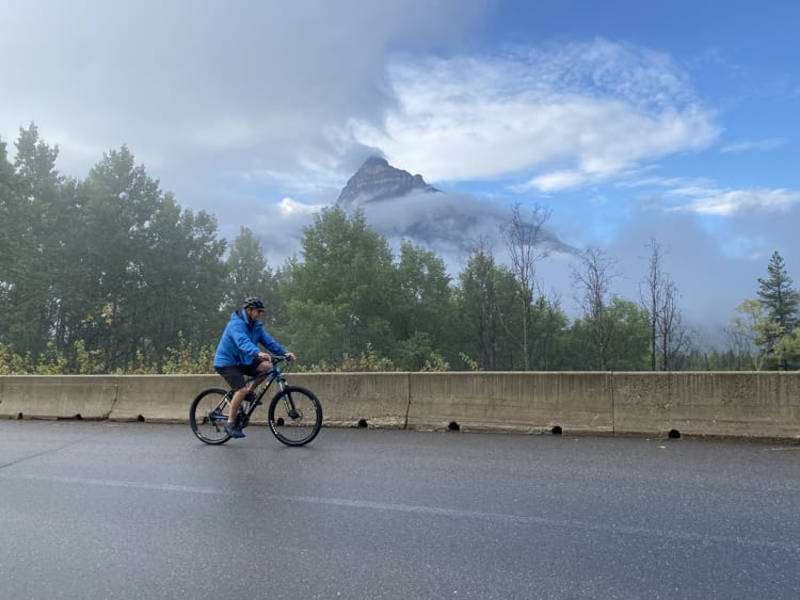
[{"xmin": 0, "ymin": 434, "xmax": 99, "ymax": 471}]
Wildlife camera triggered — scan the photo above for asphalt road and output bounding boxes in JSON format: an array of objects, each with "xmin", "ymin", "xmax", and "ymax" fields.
[{"xmin": 0, "ymin": 420, "xmax": 798, "ymax": 600}]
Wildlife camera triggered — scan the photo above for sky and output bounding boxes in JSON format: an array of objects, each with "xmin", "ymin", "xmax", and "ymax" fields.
[{"xmin": 1, "ymin": 0, "xmax": 799, "ymax": 343}]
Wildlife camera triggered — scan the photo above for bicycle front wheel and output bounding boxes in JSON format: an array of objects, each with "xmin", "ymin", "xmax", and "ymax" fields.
[
  {"xmin": 268, "ymin": 386, "xmax": 322, "ymax": 446},
  {"xmin": 190, "ymin": 388, "xmax": 232, "ymax": 445}
]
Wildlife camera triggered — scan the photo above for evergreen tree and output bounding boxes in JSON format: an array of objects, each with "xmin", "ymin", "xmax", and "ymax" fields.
[
  {"xmin": 223, "ymin": 227, "xmax": 283, "ymax": 328},
  {"xmin": 757, "ymin": 251, "xmax": 799, "ymax": 369},
  {"xmin": 757, "ymin": 251, "xmax": 799, "ymax": 334}
]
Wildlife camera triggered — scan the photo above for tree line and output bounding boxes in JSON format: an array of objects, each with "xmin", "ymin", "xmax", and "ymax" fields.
[{"xmin": 1, "ymin": 124, "xmax": 798, "ymax": 373}]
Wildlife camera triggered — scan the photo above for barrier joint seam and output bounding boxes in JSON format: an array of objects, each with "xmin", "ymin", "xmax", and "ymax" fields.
[
  {"xmin": 103, "ymin": 376, "xmax": 121, "ymax": 421},
  {"xmin": 610, "ymin": 371, "xmax": 616, "ymax": 435},
  {"xmin": 403, "ymin": 373, "xmax": 411, "ymax": 430}
]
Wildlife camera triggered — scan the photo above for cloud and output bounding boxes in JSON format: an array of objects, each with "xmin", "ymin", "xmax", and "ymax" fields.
[
  {"xmin": 516, "ymin": 170, "xmax": 590, "ymax": 193},
  {"xmin": 672, "ymin": 188, "xmax": 800, "ymax": 216},
  {"xmin": 720, "ymin": 138, "xmax": 788, "ymax": 153},
  {"xmin": 597, "ymin": 212, "xmax": 758, "ymax": 334},
  {"xmin": 352, "ymin": 190, "xmax": 577, "ymax": 272},
  {"xmin": 277, "ymin": 197, "xmax": 326, "ymax": 217},
  {"xmin": 618, "ymin": 175, "xmax": 717, "ymax": 190},
  {"xmin": 0, "ymin": 11, "xmax": 722, "ymax": 226},
  {"xmin": 551, "ymin": 199, "xmax": 800, "ymax": 340},
  {"xmin": 350, "ymin": 39, "xmax": 718, "ymax": 187},
  {"xmin": 666, "ymin": 185, "xmax": 723, "ymax": 198},
  {"xmin": 240, "ymin": 197, "xmax": 323, "ymax": 265},
  {"xmin": 208, "ymin": 185, "xmax": 580, "ymax": 285},
  {"xmin": 0, "ymin": 0, "xmax": 484, "ymax": 187},
  {"xmin": 619, "ymin": 176, "xmax": 800, "ymax": 218}
]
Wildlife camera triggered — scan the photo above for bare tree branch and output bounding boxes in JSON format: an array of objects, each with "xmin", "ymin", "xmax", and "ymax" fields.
[
  {"xmin": 572, "ymin": 247, "xmax": 617, "ymax": 371},
  {"xmin": 639, "ymin": 237, "xmax": 666, "ymax": 371},
  {"xmin": 502, "ymin": 203, "xmax": 551, "ymax": 370}
]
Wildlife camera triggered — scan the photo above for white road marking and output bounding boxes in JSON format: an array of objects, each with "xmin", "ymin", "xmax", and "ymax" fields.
[{"xmin": 3, "ymin": 472, "xmax": 798, "ymax": 554}]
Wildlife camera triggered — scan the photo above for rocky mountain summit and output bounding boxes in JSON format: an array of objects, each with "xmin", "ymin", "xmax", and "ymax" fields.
[
  {"xmin": 336, "ymin": 156, "xmax": 438, "ymax": 209},
  {"xmin": 333, "ymin": 155, "xmax": 575, "ymax": 256}
]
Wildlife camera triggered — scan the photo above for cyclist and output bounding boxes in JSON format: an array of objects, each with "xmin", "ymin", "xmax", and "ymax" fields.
[{"xmin": 213, "ymin": 297, "xmax": 296, "ymax": 438}]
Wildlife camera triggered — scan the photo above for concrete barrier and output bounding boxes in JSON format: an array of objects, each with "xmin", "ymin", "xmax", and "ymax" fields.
[
  {"xmin": 1, "ymin": 372, "xmax": 799, "ymax": 439},
  {"xmin": 0, "ymin": 375, "xmax": 117, "ymax": 420},
  {"xmin": 104, "ymin": 372, "xmax": 410, "ymax": 427},
  {"xmin": 290, "ymin": 372, "xmax": 409, "ymax": 428},
  {"xmin": 612, "ymin": 372, "xmax": 800, "ymax": 439},
  {"xmin": 407, "ymin": 372, "xmax": 613, "ymax": 434},
  {"xmin": 109, "ymin": 375, "xmax": 222, "ymax": 423}
]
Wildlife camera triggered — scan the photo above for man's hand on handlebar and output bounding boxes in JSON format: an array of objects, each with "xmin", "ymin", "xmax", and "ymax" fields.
[{"xmin": 257, "ymin": 351, "xmax": 296, "ymax": 363}]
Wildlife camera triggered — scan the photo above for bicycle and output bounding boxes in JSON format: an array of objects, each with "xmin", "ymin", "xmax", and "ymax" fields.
[{"xmin": 190, "ymin": 356, "xmax": 322, "ymax": 447}]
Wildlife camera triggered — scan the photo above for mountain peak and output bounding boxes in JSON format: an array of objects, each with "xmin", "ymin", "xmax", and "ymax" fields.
[
  {"xmin": 362, "ymin": 155, "xmax": 389, "ymax": 167},
  {"xmin": 337, "ymin": 156, "xmax": 438, "ymax": 208}
]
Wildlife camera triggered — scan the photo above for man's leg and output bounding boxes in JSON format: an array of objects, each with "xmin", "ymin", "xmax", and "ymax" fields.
[
  {"xmin": 247, "ymin": 358, "xmax": 273, "ymax": 392},
  {"xmin": 227, "ymin": 358, "xmax": 272, "ymax": 425},
  {"xmin": 227, "ymin": 387, "xmax": 249, "ymax": 425}
]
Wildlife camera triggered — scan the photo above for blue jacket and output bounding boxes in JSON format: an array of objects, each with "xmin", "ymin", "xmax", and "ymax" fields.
[{"xmin": 213, "ymin": 311, "xmax": 288, "ymax": 368}]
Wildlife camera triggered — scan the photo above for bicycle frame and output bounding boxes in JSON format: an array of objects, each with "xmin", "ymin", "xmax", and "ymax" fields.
[{"xmin": 209, "ymin": 359, "xmax": 294, "ymax": 424}]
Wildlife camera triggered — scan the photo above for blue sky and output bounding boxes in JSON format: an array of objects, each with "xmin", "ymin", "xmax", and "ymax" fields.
[{"xmin": 1, "ymin": 0, "xmax": 798, "ymax": 337}]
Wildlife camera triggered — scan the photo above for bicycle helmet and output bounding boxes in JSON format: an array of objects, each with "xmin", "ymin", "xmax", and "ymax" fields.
[{"xmin": 243, "ymin": 297, "xmax": 264, "ymax": 310}]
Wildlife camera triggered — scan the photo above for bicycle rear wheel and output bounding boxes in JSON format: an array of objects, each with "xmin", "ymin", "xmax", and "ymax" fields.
[
  {"xmin": 268, "ymin": 386, "xmax": 322, "ymax": 446},
  {"xmin": 190, "ymin": 388, "xmax": 232, "ymax": 444}
]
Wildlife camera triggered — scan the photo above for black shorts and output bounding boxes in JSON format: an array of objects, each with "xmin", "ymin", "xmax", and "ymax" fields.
[{"xmin": 215, "ymin": 359, "xmax": 268, "ymax": 390}]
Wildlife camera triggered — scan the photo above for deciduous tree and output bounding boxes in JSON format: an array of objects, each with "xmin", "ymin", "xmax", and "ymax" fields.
[
  {"xmin": 572, "ymin": 247, "xmax": 617, "ymax": 370},
  {"xmin": 503, "ymin": 203, "xmax": 550, "ymax": 370}
]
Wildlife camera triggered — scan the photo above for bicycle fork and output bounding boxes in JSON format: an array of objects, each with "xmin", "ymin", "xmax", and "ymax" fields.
[{"xmin": 278, "ymin": 381, "xmax": 301, "ymax": 420}]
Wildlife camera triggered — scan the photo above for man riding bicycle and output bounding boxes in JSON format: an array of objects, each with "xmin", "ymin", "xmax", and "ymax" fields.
[{"xmin": 213, "ymin": 297, "xmax": 296, "ymax": 439}]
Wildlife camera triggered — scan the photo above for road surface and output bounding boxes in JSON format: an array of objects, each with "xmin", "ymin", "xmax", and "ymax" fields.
[{"xmin": 1, "ymin": 421, "xmax": 798, "ymax": 599}]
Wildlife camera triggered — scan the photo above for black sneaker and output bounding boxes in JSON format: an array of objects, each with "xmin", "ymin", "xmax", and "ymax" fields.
[{"xmin": 224, "ymin": 423, "xmax": 246, "ymax": 438}]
